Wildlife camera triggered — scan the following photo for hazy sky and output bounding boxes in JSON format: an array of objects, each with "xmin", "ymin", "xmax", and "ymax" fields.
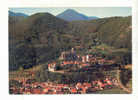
[{"xmin": 9, "ymin": 7, "xmax": 131, "ymax": 18}]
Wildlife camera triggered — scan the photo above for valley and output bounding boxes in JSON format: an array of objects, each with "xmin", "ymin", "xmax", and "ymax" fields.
[{"xmin": 9, "ymin": 9, "xmax": 132, "ymax": 94}]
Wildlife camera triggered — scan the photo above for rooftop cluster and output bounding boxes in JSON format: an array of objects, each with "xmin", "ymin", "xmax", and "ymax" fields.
[
  {"xmin": 10, "ymin": 77, "xmax": 119, "ymax": 94},
  {"xmin": 48, "ymin": 48, "xmax": 114, "ymax": 72}
]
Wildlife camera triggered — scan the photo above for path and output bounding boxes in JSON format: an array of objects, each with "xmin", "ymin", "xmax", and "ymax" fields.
[{"xmin": 116, "ymin": 70, "xmax": 132, "ymax": 93}]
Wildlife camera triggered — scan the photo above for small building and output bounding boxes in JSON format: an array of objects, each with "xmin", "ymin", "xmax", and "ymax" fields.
[
  {"xmin": 82, "ymin": 56, "xmax": 86, "ymax": 63},
  {"xmin": 59, "ymin": 49, "xmax": 78, "ymax": 61},
  {"xmin": 48, "ymin": 62, "xmax": 56, "ymax": 72},
  {"xmin": 86, "ymin": 55, "xmax": 90, "ymax": 62}
]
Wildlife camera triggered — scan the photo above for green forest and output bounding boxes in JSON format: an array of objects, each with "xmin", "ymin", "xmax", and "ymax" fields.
[{"xmin": 9, "ymin": 12, "xmax": 132, "ymax": 71}]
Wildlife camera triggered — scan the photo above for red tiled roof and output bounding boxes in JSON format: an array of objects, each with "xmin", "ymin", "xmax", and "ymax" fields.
[
  {"xmin": 32, "ymin": 89, "xmax": 42, "ymax": 94},
  {"xmin": 43, "ymin": 88, "xmax": 49, "ymax": 93},
  {"xmin": 57, "ymin": 92, "xmax": 64, "ymax": 94},
  {"xmin": 71, "ymin": 88, "xmax": 77, "ymax": 93}
]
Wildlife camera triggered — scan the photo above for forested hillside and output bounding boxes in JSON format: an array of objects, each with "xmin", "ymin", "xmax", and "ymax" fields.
[{"xmin": 9, "ymin": 12, "xmax": 132, "ymax": 70}]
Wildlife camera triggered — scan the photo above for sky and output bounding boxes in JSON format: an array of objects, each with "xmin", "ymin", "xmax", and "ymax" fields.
[{"xmin": 9, "ymin": 7, "xmax": 132, "ymax": 18}]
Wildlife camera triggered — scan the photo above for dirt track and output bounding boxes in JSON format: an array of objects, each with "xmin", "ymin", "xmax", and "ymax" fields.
[{"xmin": 116, "ymin": 70, "xmax": 131, "ymax": 93}]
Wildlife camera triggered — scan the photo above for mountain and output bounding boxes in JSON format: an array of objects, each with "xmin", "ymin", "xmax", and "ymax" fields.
[
  {"xmin": 9, "ymin": 12, "xmax": 132, "ymax": 70},
  {"xmin": 71, "ymin": 16, "xmax": 132, "ymax": 49},
  {"xmin": 57, "ymin": 9, "xmax": 98, "ymax": 21},
  {"xmin": 9, "ymin": 12, "xmax": 71, "ymax": 41},
  {"xmin": 9, "ymin": 11, "xmax": 28, "ymax": 17},
  {"xmin": 9, "ymin": 12, "xmax": 73, "ymax": 70}
]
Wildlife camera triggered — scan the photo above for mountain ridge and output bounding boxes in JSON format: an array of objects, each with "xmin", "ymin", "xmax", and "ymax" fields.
[{"xmin": 9, "ymin": 11, "xmax": 28, "ymax": 17}]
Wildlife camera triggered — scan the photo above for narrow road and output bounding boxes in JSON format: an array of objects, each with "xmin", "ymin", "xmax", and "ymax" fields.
[{"xmin": 116, "ymin": 70, "xmax": 131, "ymax": 93}]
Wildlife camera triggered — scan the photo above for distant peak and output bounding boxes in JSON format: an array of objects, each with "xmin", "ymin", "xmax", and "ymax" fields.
[
  {"xmin": 66, "ymin": 9, "xmax": 76, "ymax": 12},
  {"xmin": 57, "ymin": 9, "xmax": 99, "ymax": 21},
  {"xmin": 64, "ymin": 9, "xmax": 79, "ymax": 13}
]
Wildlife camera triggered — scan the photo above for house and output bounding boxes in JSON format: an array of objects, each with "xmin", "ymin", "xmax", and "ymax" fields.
[
  {"xmin": 59, "ymin": 51, "xmax": 66, "ymax": 60},
  {"xmin": 32, "ymin": 88, "xmax": 42, "ymax": 94},
  {"xmin": 48, "ymin": 62, "xmax": 56, "ymax": 72},
  {"xmin": 43, "ymin": 88, "xmax": 49, "ymax": 93},
  {"xmin": 70, "ymin": 88, "xmax": 77, "ymax": 94},
  {"xmin": 59, "ymin": 49, "xmax": 78, "ymax": 61},
  {"xmin": 81, "ymin": 87, "xmax": 87, "ymax": 94},
  {"xmin": 82, "ymin": 56, "xmax": 86, "ymax": 63},
  {"xmin": 83, "ymin": 83, "xmax": 91, "ymax": 88},
  {"xmin": 86, "ymin": 55, "xmax": 89, "ymax": 62},
  {"xmin": 97, "ymin": 80, "xmax": 104, "ymax": 89},
  {"xmin": 98, "ymin": 59, "xmax": 105, "ymax": 64},
  {"xmin": 81, "ymin": 63, "xmax": 90, "ymax": 67},
  {"xmin": 75, "ymin": 82, "xmax": 82, "ymax": 89}
]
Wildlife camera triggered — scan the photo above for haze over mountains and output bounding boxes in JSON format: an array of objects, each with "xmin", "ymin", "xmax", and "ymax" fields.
[
  {"xmin": 9, "ymin": 11, "xmax": 28, "ymax": 17},
  {"xmin": 9, "ymin": 9, "xmax": 99, "ymax": 21},
  {"xmin": 9, "ymin": 9, "xmax": 132, "ymax": 70}
]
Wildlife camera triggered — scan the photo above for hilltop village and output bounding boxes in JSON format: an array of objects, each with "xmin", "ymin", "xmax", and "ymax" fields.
[
  {"xmin": 9, "ymin": 48, "xmax": 132, "ymax": 94},
  {"xmin": 9, "ymin": 48, "xmax": 126, "ymax": 94},
  {"xmin": 48, "ymin": 48, "xmax": 115, "ymax": 72}
]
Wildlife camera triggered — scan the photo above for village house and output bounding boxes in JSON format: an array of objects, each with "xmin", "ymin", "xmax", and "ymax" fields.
[
  {"xmin": 82, "ymin": 56, "xmax": 86, "ymax": 63},
  {"xmin": 98, "ymin": 59, "xmax": 105, "ymax": 64},
  {"xmin": 48, "ymin": 62, "xmax": 56, "ymax": 72},
  {"xmin": 82, "ymin": 54, "xmax": 93, "ymax": 63},
  {"xmin": 10, "ymin": 76, "xmax": 119, "ymax": 94},
  {"xmin": 59, "ymin": 48, "xmax": 78, "ymax": 60}
]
